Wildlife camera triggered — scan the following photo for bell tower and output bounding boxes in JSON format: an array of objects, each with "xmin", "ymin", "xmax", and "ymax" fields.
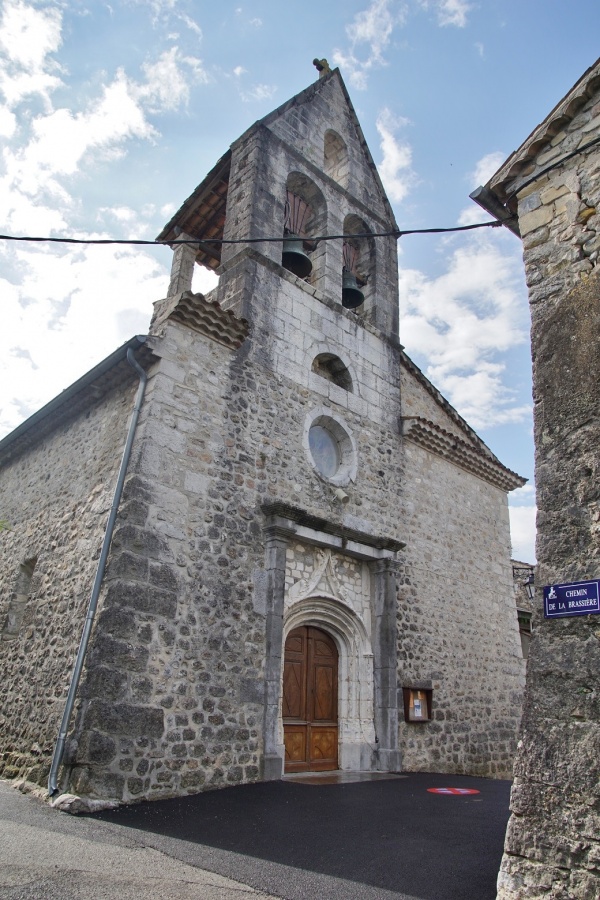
[{"xmin": 158, "ymin": 65, "xmax": 401, "ymax": 341}]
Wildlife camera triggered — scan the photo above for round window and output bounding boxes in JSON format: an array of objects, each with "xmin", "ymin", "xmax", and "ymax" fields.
[
  {"xmin": 304, "ymin": 410, "xmax": 357, "ymax": 486},
  {"xmin": 308, "ymin": 424, "xmax": 341, "ymax": 478}
]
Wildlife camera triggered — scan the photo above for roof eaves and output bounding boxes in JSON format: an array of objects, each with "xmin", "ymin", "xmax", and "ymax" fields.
[
  {"xmin": 0, "ymin": 336, "xmax": 157, "ymax": 467},
  {"xmin": 399, "ymin": 349, "xmax": 503, "ymax": 463},
  {"xmin": 472, "ymin": 56, "xmax": 600, "ymax": 221}
]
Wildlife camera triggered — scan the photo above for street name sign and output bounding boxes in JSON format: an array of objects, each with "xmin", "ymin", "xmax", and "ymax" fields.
[{"xmin": 544, "ymin": 579, "xmax": 600, "ymax": 618}]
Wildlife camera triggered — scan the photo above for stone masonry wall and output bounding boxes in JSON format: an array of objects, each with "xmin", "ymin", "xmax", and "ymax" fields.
[
  {"xmin": 399, "ymin": 409, "xmax": 524, "ymax": 777},
  {"xmin": 494, "ymin": 91, "xmax": 600, "ymax": 898},
  {"xmin": 70, "ymin": 263, "xmax": 409, "ymax": 800},
  {"xmin": 0, "ymin": 380, "xmax": 137, "ymax": 787},
  {"xmin": 69, "ymin": 321, "xmax": 266, "ymax": 800},
  {"xmin": 66, "ymin": 245, "xmax": 526, "ymax": 799}
]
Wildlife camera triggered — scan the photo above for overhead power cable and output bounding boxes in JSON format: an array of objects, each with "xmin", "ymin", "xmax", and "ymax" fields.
[{"xmin": 0, "ymin": 219, "xmax": 503, "ymax": 248}]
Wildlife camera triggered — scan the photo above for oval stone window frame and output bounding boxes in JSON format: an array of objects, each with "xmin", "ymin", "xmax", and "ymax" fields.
[{"xmin": 303, "ymin": 408, "xmax": 358, "ymax": 486}]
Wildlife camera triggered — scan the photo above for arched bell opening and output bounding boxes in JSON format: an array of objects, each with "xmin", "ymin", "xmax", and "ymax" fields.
[
  {"xmin": 342, "ymin": 214, "xmax": 375, "ymax": 314},
  {"xmin": 280, "ymin": 597, "xmax": 376, "ymax": 773},
  {"xmin": 282, "ymin": 173, "xmax": 327, "ymax": 286}
]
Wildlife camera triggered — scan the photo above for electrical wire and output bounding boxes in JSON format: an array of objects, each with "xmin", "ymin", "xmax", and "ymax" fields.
[
  {"xmin": 1, "ymin": 136, "xmax": 598, "ymax": 250},
  {"xmin": 504, "ymin": 134, "xmax": 600, "ymax": 203},
  {"xmin": 0, "ymin": 219, "xmax": 503, "ymax": 248}
]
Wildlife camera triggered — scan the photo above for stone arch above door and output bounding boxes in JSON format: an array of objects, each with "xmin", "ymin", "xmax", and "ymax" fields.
[{"xmin": 281, "ymin": 595, "xmax": 376, "ymax": 771}]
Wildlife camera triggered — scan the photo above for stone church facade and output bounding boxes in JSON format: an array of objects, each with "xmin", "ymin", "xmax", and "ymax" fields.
[{"xmin": 0, "ymin": 68, "xmax": 526, "ymax": 804}]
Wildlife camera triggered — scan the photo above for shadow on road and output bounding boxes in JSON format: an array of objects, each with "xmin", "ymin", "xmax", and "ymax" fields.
[{"xmin": 90, "ymin": 772, "xmax": 510, "ymax": 900}]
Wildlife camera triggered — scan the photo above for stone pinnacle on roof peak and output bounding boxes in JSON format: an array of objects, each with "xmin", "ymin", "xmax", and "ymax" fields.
[{"xmin": 313, "ymin": 58, "xmax": 331, "ymax": 78}]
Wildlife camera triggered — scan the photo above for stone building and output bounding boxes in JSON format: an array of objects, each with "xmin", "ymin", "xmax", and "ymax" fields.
[
  {"xmin": 472, "ymin": 58, "xmax": 600, "ymax": 899},
  {"xmin": 0, "ymin": 67, "xmax": 526, "ymax": 804}
]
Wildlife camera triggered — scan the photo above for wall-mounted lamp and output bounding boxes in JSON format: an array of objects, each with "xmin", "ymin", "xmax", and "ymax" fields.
[
  {"xmin": 333, "ymin": 487, "xmax": 349, "ymax": 505},
  {"xmin": 525, "ymin": 573, "xmax": 535, "ymax": 603}
]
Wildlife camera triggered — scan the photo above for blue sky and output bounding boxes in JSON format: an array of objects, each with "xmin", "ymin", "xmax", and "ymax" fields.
[{"xmin": 1, "ymin": 0, "xmax": 599, "ymax": 562}]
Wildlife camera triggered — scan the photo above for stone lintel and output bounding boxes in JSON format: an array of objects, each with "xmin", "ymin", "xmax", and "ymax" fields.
[{"xmin": 261, "ymin": 502, "xmax": 405, "ymax": 556}]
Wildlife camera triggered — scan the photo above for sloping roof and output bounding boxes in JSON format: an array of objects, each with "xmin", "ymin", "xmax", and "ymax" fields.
[
  {"xmin": 152, "ymin": 290, "xmax": 248, "ymax": 349},
  {"xmin": 156, "ymin": 150, "xmax": 231, "ymax": 270},
  {"xmin": 0, "ymin": 337, "xmax": 157, "ymax": 468},
  {"xmin": 402, "ymin": 416, "xmax": 526, "ymax": 492},
  {"xmin": 399, "ymin": 349, "xmax": 526, "ymax": 492},
  {"xmin": 471, "ymin": 57, "xmax": 600, "ymax": 226},
  {"xmin": 155, "ymin": 68, "xmax": 398, "ymax": 267}
]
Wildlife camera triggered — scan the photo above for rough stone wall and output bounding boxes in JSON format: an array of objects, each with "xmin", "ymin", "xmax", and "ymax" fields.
[
  {"xmin": 0, "ymin": 68, "xmax": 526, "ymax": 803},
  {"xmin": 399, "ymin": 406, "xmax": 524, "ymax": 778},
  {"xmin": 67, "ymin": 278, "xmax": 408, "ymax": 800},
  {"xmin": 0, "ymin": 381, "xmax": 137, "ymax": 786},
  {"xmin": 69, "ymin": 320, "xmax": 266, "ymax": 801},
  {"xmin": 493, "ymin": 97, "xmax": 600, "ymax": 898}
]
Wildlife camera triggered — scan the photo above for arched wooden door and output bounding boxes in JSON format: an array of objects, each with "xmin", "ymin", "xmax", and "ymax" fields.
[{"xmin": 283, "ymin": 625, "xmax": 339, "ymax": 773}]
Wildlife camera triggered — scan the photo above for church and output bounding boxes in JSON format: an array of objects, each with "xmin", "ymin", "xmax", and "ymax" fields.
[{"xmin": 0, "ymin": 65, "xmax": 526, "ymax": 804}]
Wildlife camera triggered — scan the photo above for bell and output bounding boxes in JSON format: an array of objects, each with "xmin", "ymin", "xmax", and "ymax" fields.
[
  {"xmin": 282, "ymin": 234, "xmax": 312, "ymax": 279},
  {"xmin": 342, "ymin": 269, "xmax": 365, "ymax": 309}
]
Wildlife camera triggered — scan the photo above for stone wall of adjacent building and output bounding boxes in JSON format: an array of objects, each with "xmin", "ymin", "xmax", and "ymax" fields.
[
  {"xmin": 492, "ymin": 89, "xmax": 600, "ymax": 899},
  {"xmin": 0, "ymin": 380, "xmax": 138, "ymax": 787}
]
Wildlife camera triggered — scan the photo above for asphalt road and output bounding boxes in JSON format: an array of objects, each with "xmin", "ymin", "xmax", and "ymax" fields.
[{"xmin": 1, "ymin": 772, "xmax": 511, "ymax": 899}]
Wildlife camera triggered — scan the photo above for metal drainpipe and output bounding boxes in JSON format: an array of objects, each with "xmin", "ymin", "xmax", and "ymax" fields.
[{"xmin": 48, "ymin": 347, "xmax": 148, "ymax": 796}]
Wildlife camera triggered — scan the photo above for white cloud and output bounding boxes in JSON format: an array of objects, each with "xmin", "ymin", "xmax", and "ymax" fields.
[
  {"xmin": 240, "ymin": 83, "xmax": 276, "ymax": 103},
  {"xmin": 419, "ymin": 0, "xmax": 471, "ymax": 28},
  {"xmin": 333, "ymin": 0, "xmax": 405, "ymax": 89},
  {"xmin": 399, "ymin": 231, "xmax": 531, "ymax": 429},
  {"xmin": 0, "ymin": 242, "xmax": 167, "ymax": 438},
  {"xmin": 376, "ymin": 108, "xmax": 414, "ymax": 203},
  {"xmin": 470, "ymin": 151, "xmax": 506, "ymax": 188},
  {"xmin": 136, "ymin": 47, "xmax": 210, "ymax": 112},
  {"xmin": 0, "ymin": 0, "xmax": 63, "ymax": 110},
  {"xmin": 0, "ymin": 106, "xmax": 16, "ymax": 137},
  {"xmin": 457, "ymin": 152, "xmax": 510, "ymax": 225},
  {"xmin": 509, "ymin": 495, "xmax": 537, "ymax": 563},
  {"xmin": 177, "ymin": 12, "xmax": 203, "ymax": 38},
  {"xmin": 0, "ymin": 0, "xmax": 62, "ymax": 71},
  {"xmin": 0, "ymin": 7, "xmax": 216, "ymax": 439},
  {"xmin": 0, "ymin": 41, "xmax": 209, "ymax": 240},
  {"xmin": 457, "ymin": 204, "xmax": 495, "ymax": 226}
]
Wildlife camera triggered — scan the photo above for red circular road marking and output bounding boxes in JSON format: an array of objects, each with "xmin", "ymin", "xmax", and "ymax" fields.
[{"xmin": 427, "ymin": 788, "xmax": 480, "ymax": 795}]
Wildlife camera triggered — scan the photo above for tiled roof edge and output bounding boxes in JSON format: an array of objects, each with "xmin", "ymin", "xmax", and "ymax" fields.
[{"xmin": 402, "ymin": 416, "xmax": 527, "ymax": 492}]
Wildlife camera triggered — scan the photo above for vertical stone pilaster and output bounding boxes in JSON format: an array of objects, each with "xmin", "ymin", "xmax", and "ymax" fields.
[
  {"xmin": 369, "ymin": 558, "xmax": 401, "ymax": 772},
  {"xmin": 261, "ymin": 521, "xmax": 291, "ymax": 780},
  {"xmin": 167, "ymin": 233, "xmax": 197, "ymax": 297}
]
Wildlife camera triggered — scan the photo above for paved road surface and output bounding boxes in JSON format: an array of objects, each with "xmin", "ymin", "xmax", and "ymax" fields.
[{"xmin": 0, "ymin": 772, "xmax": 511, "ymax": 899}]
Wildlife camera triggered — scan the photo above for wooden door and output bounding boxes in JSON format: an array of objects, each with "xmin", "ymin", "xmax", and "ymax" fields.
[{"xmin": 283, "ymin": 625, "xmax": 338, "ymax": 772}]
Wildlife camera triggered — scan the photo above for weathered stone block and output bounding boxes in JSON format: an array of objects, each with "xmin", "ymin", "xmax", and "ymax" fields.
[
  {"xmin": 85, "ymin": 701, "xmax": 164, "ymax": 740},
  {"xmin": 79, "ymin": 666, "xmax": 127, "ymax": 701},
  {"xmin": 105, "ymin": 580, "xmax": 177, "ymax": 619},
  {"xmin": 77, "ymin": 730, "xmax": 117, "ymax": 765},
  {"xmin": 88, "ymin": 634, "xmax": 149, "ymax": 673},
  {"xmin": 519, "ymin": 205, "xmax": 554, "ymax": 235}
]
